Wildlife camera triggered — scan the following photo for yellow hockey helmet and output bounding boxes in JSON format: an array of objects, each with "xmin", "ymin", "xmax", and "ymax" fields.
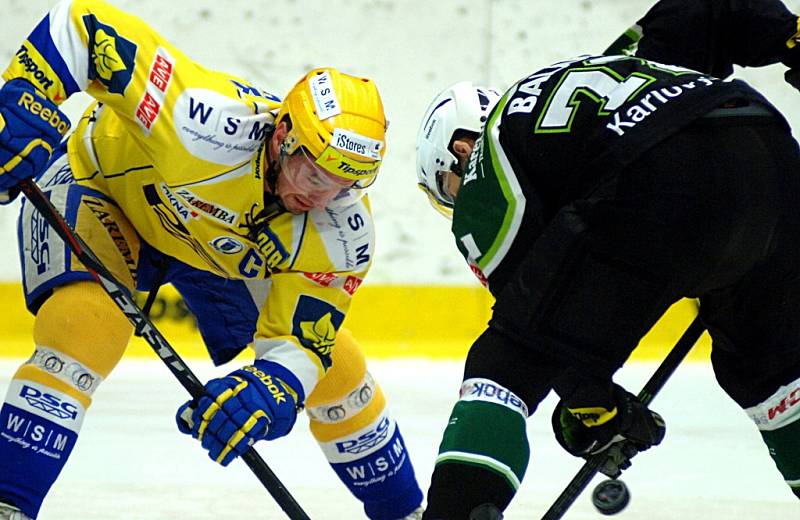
[{"xmin": 275, "ymin": 68, "xmax": 387, "ymax": 188}]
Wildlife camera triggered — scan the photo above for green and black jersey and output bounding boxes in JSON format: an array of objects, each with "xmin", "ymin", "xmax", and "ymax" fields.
[{"xmin": 451, "ymin": 54, "xmax": 785, "ymax": 293}]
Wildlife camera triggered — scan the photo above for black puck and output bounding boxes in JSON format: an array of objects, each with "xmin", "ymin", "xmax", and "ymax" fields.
[{"xmin": 591, "ymin": 478, "xmax": 630, "ymax": 515}]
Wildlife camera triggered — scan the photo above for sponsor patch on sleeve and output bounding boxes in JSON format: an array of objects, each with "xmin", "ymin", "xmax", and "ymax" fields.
[
  {"xmin": 82, "ymin": 14, "xmax": 136, "ymax": 95},
  {"xmin": 303, "ymin": 272, "xmax": 338, "ymax": 287},
  {"xmin": 302, "ymin": 272, "xmax": 363, "ymax": 296},
  {"xmin": 291, "ymin": 295, "xmax": 345, "ymax": 369},
  {"xmin": 7, "ymin": 41, "xmax": 69, "ymax": 102},
  {"xmin": 135, "ymin": 47, "xmax": 173, "ymax": 133}
]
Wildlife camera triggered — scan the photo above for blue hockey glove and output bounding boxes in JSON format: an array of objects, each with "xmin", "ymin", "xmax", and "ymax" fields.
[
  {"xmin": 0, "ymin": 186, "xmax": 20, "ymax": 205},
  {"xmin": 552, "ymin": 382, "xmax": 665, "ymax": 478},
  {"xmin": 0, "ymin": 79, "xmax": 70, "ymax": 199},
  {"xmin": 176, "ymin": 360, "xmax": 304, "ymax": 466}
]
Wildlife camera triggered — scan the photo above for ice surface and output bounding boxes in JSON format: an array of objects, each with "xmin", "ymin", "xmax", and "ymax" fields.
[{"xmin": 0, "ymin": 359, "xmax": 797, "ymax": 519}]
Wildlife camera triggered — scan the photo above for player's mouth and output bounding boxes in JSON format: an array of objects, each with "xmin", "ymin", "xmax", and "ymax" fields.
[{"xmin": 284, "ymin": 195, "xmax": 314, "ymax": 213}]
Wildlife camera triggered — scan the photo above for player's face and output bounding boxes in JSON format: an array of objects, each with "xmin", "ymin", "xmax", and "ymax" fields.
[
  {"xmin": 440, "ymin": 137, "xmax": 475, "ymax": 202},
  {"xmin": 276, "ymin": 148, "xmax": 354, "ymax": 213},
  {"xmin": 441, "ymin": 170, "xmax": 461, "ymax": 201}
]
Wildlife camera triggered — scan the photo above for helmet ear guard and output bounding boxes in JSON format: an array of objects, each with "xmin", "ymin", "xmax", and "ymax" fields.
[
  {"xmin": 280, "ymin": 131, "xmax": 299, "ymax": 156},
  {"xmin": 415, "ymin": 81, "xmax": 502, "ymax": 219}
]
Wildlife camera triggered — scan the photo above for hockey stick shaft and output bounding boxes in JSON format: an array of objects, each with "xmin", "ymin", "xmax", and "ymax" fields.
[
  {"xmin": 541, "ymin": 315, "xmax": 705, "ymax": 520},
  {"xmin": 18, "ymin": 179, "xmax": 311, "ymax": 520}
]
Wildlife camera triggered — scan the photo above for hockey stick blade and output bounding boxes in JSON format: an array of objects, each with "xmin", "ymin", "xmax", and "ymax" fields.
[
  {"xmin": 541, "ymin": 315, "xmax": 705, "ymax": 520},
  {"xmin": 18, "ymin": 179, "xmax": 311, "ymax": 520}
]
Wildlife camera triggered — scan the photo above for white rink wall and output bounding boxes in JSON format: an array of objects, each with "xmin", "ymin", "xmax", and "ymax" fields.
[{"xmin": 0, "ymin": 0, "xmax": 799, "ymax": 284}]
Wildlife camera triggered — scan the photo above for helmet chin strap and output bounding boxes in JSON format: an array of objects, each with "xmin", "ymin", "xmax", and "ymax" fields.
[
  {"xmin": 451, "ymin": 159, "xmax": 464, "ymax": 178},
  {"xmin": 266, "ymin": 158, "xmax": 281, "ymax": 199},
  {"xmin": 262, "ymin": 134, "xmax": 284, "ymax": 203},
  {"xmin": 235, "ymin": 137, "xmax": 287, "ymax": 245}
]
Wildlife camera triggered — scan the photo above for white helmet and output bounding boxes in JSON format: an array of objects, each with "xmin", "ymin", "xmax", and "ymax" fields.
[{"xmin": 415, "ymin": 81, "xmax": 501, "ymax": 218}]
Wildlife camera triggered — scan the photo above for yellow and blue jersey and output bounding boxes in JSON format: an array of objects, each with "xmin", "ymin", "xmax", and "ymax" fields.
[{"xmin": 5, "ymin": 0, "xmax": 375, "ymax": 398}]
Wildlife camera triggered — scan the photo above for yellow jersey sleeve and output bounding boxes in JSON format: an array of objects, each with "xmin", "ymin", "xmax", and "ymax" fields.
[
  {"xmin": 4, "ymin": 0, "xmax": 177, "ymax": 105},
  {"xmin": 251, "ymin": 197, "xmax": 374, "ymax": 398},
  {"xmin": 4, "ymin": 0, "xmax": 281, "ymax": 185}
]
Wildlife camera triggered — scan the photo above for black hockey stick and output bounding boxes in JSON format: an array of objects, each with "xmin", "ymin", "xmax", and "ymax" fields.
[
  {"xmin": 18, "ymin": 179, "xmax": 311, "ymax": 520},
  {"xmin": 541, "ymin": 315, "xmax": 705, "ymax": 520}
]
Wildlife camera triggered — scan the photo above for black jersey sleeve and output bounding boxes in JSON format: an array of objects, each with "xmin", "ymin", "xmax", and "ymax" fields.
[{"xmin": 631, "ymin": 0, "xmax": 800, "ymax": 78}]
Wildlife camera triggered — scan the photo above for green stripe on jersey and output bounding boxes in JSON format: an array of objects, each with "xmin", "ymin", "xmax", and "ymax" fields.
[
  {"xmin": 435, "ymin": 400, "xmax": 530, "ymax": 489},
  {"xmin": 452, "ymin": 92, "xmax": 526, "ymax": 278},
  {"xmin": 478, "ymin": 96, "xmax": 527, "ymax": 275}
]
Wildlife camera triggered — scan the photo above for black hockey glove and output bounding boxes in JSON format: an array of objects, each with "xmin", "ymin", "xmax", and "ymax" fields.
[
  {"xmin": 552, "ymin": 383, "xmax": 665, "ymax": 478},
  {"xmin": 786, "ymin": 68, "xmax": 800, "ymax": 92}
]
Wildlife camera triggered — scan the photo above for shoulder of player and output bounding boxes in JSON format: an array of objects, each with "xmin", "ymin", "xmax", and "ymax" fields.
[
  {"xmin": 292, "ymin": 197, "xmax": 375, "ymax": 274},
  {"xmin": 308, "ymin": 197, "xmax": 375, "ymax": 241}
]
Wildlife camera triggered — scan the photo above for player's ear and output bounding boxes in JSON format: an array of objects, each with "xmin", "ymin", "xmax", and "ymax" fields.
[
  {"xmin": 452, "ymin": 138, "xmax": 474, "ymax": 162},
  {"xmin": 270, "ymin": 121, "xmax": 289, "ymax": 157},
  {"xmin": 273, "ymin": 121, "xmax": 289, "ymax": 142}
]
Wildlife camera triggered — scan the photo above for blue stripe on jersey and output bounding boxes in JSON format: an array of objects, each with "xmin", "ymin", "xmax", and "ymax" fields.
[{"xmin": 28, "ymin": 15, "xmax": 81, "ymax": 96}]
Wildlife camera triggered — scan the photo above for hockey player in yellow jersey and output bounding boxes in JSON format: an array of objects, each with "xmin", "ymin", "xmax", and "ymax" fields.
[{"xmin": 0, "ymin": 1, "xmax": 423, "ymax": 518}]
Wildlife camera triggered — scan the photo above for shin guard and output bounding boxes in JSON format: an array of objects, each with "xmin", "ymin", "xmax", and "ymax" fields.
[
  {"xmin": 424, "ymin": 378, "xmax": 530, "ymax": 519},
  {"xmin": 0, "ymin": 354, "xmax": 94, "ymax": 518},
  {"xmin": 0, "ymin": 283, "xmax": 131, "ymax": 518},
  {"xmin": 307, "ymin": 329, "xmax": 422, "ymax": 519},
  {"xmin": 745, "ymin": 377, "xmax": 800, "ymax": 498}
]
